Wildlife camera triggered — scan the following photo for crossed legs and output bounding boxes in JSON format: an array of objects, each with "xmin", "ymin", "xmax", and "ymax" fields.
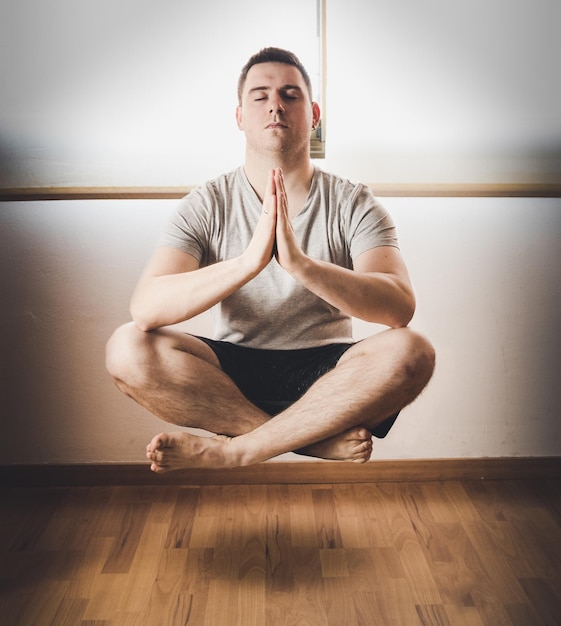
[{"xmin": 105, "ymin": 323, "xmax": 435, "ymax": 472}]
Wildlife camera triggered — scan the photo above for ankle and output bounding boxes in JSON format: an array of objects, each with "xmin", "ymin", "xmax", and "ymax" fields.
[{"xmin": 226, "ymin": 435, "xmax": 259, "ymax": 468}]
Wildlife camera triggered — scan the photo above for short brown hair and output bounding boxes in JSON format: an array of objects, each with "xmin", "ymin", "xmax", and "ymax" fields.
[{"xmin": 237, "ymin": 47, "xmax": 313, "ymax": 104}]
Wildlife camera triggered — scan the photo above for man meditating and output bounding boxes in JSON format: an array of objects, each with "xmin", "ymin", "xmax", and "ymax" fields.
[{"xmin": 105, "ymin": 47, "xmax": 435, "ymax": 472}]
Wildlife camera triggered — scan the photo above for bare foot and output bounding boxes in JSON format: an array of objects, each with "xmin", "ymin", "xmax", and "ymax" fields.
[
  {"xmin": 147, "ymin": 427, "xmax": 373, "ymax": 473},
  {"xmin": 146, "ymin": 431, "xmax": 235, "ymax": 473},
  {"xmin": 296, "ymin": 427, "xmax": 373, "ymax": 463}
]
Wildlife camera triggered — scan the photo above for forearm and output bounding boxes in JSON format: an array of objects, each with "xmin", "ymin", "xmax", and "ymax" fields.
[
  {"xmin": 131, "ymin": 256, "xmax": 258, "ymax": 331},
  {"xmin": 289, "ymin": 257, "xmax": 415, "ymax": 328}
]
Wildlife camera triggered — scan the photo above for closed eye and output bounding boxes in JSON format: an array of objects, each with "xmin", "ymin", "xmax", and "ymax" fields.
[
  {"xmin": 281, "ymin": 88, "xmax": 301, "ymax": 100},
  {"xmin": 248, "ymin": 85, "xmax": 304, "ymax": 102}
]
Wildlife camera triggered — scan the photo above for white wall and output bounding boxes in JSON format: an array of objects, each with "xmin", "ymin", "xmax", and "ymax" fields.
[
  {"xmin": 324, "ymin": 0, "xmax": 561, "ymax": 185},
  {"xmin": 1, "ymin": 0, "xmax": 560, "ymax": 187},
  {"xmin": 0, "ymin": 0, "xmax": 318, "ymax": 187},
  {"xmin": 2, "ymin": 196, "xmax": 560, "ymax": 464},
  {"xmin": 2, "ymin": 0, "xmax": 560, "ymax": 464}
]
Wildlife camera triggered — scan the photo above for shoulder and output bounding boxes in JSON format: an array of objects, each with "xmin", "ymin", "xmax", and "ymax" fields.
[
  {"xmin": 173, "ymin": 168, "xmax": 248, "ymax": 220},
  {"xmin": 183, "ymin": 167, "xmax": 243, "ymax": 203},
  {"xmin": 313, "ymin": 168, "xmax": 387, "ymax": 218},
  {"xmin": 314, "ymin": 167, "xmax": 361, "ymax": 193},
  {"xmin": 313, "ymin": 167, "xmax": 375, "ymax": 205}
]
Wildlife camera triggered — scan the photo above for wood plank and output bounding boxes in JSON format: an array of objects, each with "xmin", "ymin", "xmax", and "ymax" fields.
[
  {"xmin": 0, "ymin": 186, "xmax": 194, "ymax": 201},
  {"xmin": 3, "ymin": 457, "xmax": 560, "ymax": 487},
  {"xmin": 505, "ymin": 603, "xmax": 547, "ymax": 626},
  {"xmin": 415, "ymin": 604, "xmax": 452, "ymax": 626},
  {"xmin": 319, "ymin": 548, "xmax": 349, "ymax": 578},
  {"xmin": 1, "ymin": 480, "xmax": 560, "ymax": 625},
  {"xmin": 48, "ymin": 597, "xmax": 89, "ymax": 625},
  {"xmin": 332, "ymin": 484, "xmax": 383, "ymax": 548},
  {"xmin": 81, "ymin": 572, "xmax": 129, "ymax": 621},
  {"xmin": 462, "ymin": 520, "xmax": 529, "ymax": 606},
  {"xmin": 428, "ymin": 522, "xmax": 491, "ymax": 608},
  {"xmin": 353, "ymin": 591, "xmax": 385, "ymax": 626},
  {"xmin": 2, "ymin": 181, "xmax": 561, "ymax": 201},
  {"xmin": 288, "ymin": 484, "xmax": 319, "ymax": 548},
  {"xmin": 143, "ymin": 546, "xmax": 211, "ymax": 625},
  {"xmin": 312, "ymin": 488, "xmax": 344, "ymax": 549},
  {"xmin": 118, "ymin": 522, "xmax": 170, "ymax": 615},
  {"xmin": 237, "ymin": 485, "xmax": 267, "ymax": 625},
  {"xmin": 101, "ymin": 502, "xmax": 151, "ymax": 574},
  {"xmin": 323, "ymin": 577, "xmax": 358, "ymax": 624},
  {"xmin": 164, "ymin": 487, "xmax": 200, "ymax": 549},
  {"xmin": 7, "ymin": 489, "xmax": 66, "ymax": 551},
  {"xmin": 284, "ymin": 547, "xmax": 328, "ymax": 623},
  {"xmin": 517, "ymin": 578, "xmax": 561, "ymax": 626},
  {"xmin": 373, "ymin": 577, "xmax": 422, "ymax": 625},
  {"xmin": 443, "ymin": 604, "xmax": 485, "ymax": 626},
  {"xmin": 65, "ymin": 536, "xmax": 114, "ymax": 602},
  {"xmin": 265, "ymin": 484, "xmax": 294, "ymax": 594},
  {"xmin": 12, "ymin": 580, "xmax": 70, "ymax": 626}
]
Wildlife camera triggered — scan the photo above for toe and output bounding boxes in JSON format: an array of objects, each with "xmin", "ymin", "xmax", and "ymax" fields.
[{"xmin": 148, "ymin": 433, "xmax": 168, "ymax": 452}]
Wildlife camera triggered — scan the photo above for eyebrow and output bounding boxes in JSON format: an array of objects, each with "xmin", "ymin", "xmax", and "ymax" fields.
[{"xmin": 248, "ymin": 84, "xmax": 304, "ymax": 94}]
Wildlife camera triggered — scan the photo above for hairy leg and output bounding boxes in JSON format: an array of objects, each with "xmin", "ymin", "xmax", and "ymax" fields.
[
  {"xmin": 106, "ymin": 322, "xmax": 270, "ymax": 437},
  {"xmin": 145, "ymin": 328, "xmax": 435, "ymax": 472},
  {"xmin": 106, "ymin": 322, "xmax": 373, "ymax": 466}
]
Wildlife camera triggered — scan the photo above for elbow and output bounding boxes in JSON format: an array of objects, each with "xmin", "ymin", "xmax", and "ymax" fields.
[
  {"xmin": 132, "ymin": 317, "xmax": 155, "ymax": 333},
  {"xmin": 360, "ymin": 304, "xmax": 414, "ymax": 329},
  {"xmin": 390, "ymin": 294, "xmax": 416, "ymax": 328},
  {"xmin": 130, "ymin": 312, "xmax": 155, "ymax": 333},
  {"xmin": 355, "ymin": 293, "xmax": 416, "ymax": 328},
  {"xmin": 359, "ymin": 275, "xmax": 417, "ymax": 328},
  {"xmin": 390, "ymin": 308, "xmax": 415, "ymax": 329},
  {"xmin": 376, "ymin": 291, "xmax": 416, "ymax": 329},
  {"xmin": 130, "ymin": 299, "xmax": 158, "ymax": 333}
]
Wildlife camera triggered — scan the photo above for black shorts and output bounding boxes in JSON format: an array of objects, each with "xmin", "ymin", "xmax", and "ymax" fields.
[{"xmin": 195, "ymin": 337, "xmax": 399, "ymax": 438}]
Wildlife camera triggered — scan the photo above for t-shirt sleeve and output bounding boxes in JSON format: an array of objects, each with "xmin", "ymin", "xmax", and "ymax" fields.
[
  {"xmin": 157, "ymin": 189, "xmax": 210, "ymax": 265},
  {"xmin": 347, "ymin": 185, "xmax": 399, "ymax": 260}
]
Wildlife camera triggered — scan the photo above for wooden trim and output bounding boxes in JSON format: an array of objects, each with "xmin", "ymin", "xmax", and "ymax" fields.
[
  {"xmin": 0, "ymin": 187, "xmax": 194, "ymax": 201},
  {"xmin": 369, "ymin": 182, "xmax": 561, "ymax": 198},
  {"xmin": 1, "ymin": 458, "xmax": 560, "ymax": 487},
  {"xmin": 1, "ymin": 182, "xmax": 561, "ymax": 202}
]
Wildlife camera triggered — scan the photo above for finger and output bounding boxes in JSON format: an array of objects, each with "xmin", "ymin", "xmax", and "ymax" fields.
[
  {"xmin": 274, "ymin": 168, "xmax": 285, "ymax": 198},
  {"xmin": 274, "ymin": 169, "xmax": 289, "ymax": 219},
  {"xmin": 262, "ymin": 169, "xmax": 276, "ymax": 215},
  {"xmin": 274, "ymin": 167, "xmax": 283, "ymax": 186}
]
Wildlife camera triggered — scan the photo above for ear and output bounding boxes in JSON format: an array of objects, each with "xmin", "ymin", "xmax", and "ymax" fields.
[
  {"xmin": 311, "ymin": 102, "xmax": 321, "ymax": 129},
  {"xmin": 236, "ymin": 105, "xmax": 244, "ymax": 130}
]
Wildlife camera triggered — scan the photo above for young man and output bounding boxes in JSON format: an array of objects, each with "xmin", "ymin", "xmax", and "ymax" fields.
[{"xmin": 105, "ymin": 48, "xmax": 435, "ymax": 472}]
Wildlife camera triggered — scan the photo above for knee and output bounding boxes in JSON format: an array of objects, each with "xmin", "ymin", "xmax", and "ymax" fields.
[
  {"xmin": 399, "ymin": 328, "xmax": 436, "ymax": 387},
  {"xmin": 350, "ymin": 327, "xmax": 435, "ymax": 384},
  {"xmin": 361, "ymin": 327, "xmax": 434, "ymax": 387},
  {"xmin": 105, "ymin": 322, "xmax": 150, "ymax": 385}
]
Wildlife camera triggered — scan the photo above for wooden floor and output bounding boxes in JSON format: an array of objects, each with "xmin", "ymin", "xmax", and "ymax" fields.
[{"xmin": 1, "ymin": 479, "xmax": 561, "ymax": 625}]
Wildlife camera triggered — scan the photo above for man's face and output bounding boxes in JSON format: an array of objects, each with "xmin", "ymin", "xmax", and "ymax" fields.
[{"xmin": 236, "ymin": 62, "xmax": 320, "ymax": 156}]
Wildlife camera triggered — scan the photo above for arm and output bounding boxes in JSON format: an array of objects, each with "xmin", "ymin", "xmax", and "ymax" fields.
[
  {"xmin": 130, "ymin": 247, "xmax": 254, "ymax": 331},
  {"xmin": 282, "ymin": 246, "xmax": 415, "ymax": 328},
  {"xmin": 273, "ymin": 169, "xmax": 415, "ymax": 328},
  {"xmin": 131, "ymin": 176, "xmax": 278, "ymax": 331}
]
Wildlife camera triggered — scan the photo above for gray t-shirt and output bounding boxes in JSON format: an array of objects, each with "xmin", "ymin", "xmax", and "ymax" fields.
[{"xmin": 160, "ymin": 166, "xmax": 399, "ymax": 349}]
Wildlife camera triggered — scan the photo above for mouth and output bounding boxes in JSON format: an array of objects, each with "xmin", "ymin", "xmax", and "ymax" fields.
[{"xmin": 266, "ymin": 123, "xmax": 288, "ymax": 129}]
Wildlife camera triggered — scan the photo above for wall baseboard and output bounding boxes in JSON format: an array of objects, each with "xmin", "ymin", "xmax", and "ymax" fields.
[
  {"xmin": 1, "ymin": 457, "xmax": 560, "ymax": 487},
  {"xmin": 2, "ymin": 182, "xmax": 561, "ymax": 202}
]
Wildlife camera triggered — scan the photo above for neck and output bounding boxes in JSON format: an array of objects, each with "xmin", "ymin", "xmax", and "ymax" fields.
[{"xmin": 243, "ymin": 148, "xmax": 314, "ymax": 203}]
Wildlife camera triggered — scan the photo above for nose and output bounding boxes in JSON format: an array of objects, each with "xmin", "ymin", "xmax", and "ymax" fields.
[{"xmin": 269, "ymin": 97, "xmax": 285, "ymax": 114}]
